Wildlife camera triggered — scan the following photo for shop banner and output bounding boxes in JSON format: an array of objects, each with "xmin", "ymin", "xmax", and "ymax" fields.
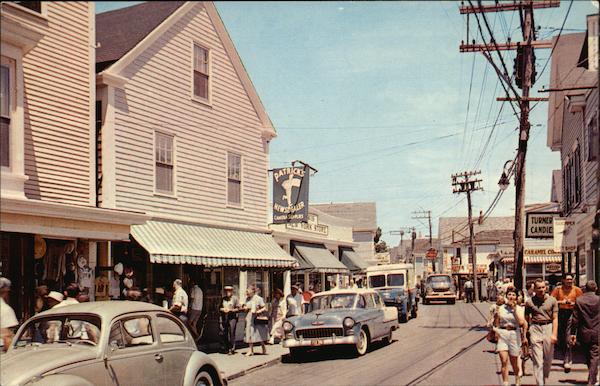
[
  {"xmin": 526, "ymin": 212, "xmax": 560, "ymax": 238},
  {"xmin": 272, "ymin": 165, "xmax": 310, "ymax": 224},
  {"xmin": 553, "ymin": 218, "xmax": 577, "ymax": 252}
]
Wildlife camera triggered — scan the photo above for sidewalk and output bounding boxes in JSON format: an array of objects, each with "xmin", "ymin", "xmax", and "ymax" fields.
[{"xmin": 206, "ymin": 343, "xmax": 288, "ymax": 381}]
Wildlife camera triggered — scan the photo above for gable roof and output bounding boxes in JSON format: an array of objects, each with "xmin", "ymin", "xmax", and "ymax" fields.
[
  {"xmin": 453, "ymin": 229, "xmax": 513, "ymax": 246},
  {"xmin": 95, "ymin": 1, "xmax": 275, "ymax": 134},
  {"xmin": 438, "ymin": 216, "xmax": 514, "ymax": 246},
  {"xmin": 96, "ymin": 1, "xmax": 186, "ymax": 72},
  {"xmin": 311, "ymin": 202, "xmax": 377, "ymax": 231}
]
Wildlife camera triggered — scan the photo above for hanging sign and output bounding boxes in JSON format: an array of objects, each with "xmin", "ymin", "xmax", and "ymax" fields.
[
  {"xmin": 272, "ymin": 165, "xmax": 309, "ymax": 224},
  {"xmin": 545, "ymin": 262, "xmax": 562, "ymax": 273},
  {"xmin": 526, "ymin": 212, "xmax": 560, "ymax": 238},
  {"xmin": 553, "ymin": 218, "xmax": 577, "ymax": 252},
  {"xmin": 425, "ymin": 248, "xmax": 438, "ymax": 260}
]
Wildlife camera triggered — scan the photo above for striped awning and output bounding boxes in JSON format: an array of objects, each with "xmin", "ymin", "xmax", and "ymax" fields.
[
  {"xmin": 501, "ymin": 255, "xmax": 562, "ymax": 264},
  {"xmin": 341, "ymin": 250, "xmax": 369, "ymax": 272},
  {"xmin": 131, "ymin": 221, "xmax": 297, "ymax": 268},
  {"xmin": 292, "ymin": 243, "xmax": 349, "ymax": 274}
]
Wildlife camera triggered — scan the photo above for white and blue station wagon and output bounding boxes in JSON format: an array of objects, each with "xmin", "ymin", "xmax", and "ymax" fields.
[{"xmin": 282, "ymin": 288, "xmax": 398, "ymax": 358}]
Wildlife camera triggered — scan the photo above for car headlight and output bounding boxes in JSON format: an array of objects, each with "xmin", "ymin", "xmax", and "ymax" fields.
[
  {"xmin": 426, "ymin": 287, "xmax": 433, "ymax": 294},
  {"xmin": 283, "ymin": 321, "xmax": 294, "ymax": 332},
  {"xmin": 343, "ymin": 317, "xmax": 355, "ymax": 329}
]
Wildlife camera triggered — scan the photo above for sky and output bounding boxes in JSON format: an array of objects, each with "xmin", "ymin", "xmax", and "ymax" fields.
[{"xmin": 95, "ymin": 1, "xmax": 598, "ymax": 246}]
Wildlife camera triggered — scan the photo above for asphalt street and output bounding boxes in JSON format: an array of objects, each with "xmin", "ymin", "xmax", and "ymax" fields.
[{"xmin": 230, "ymin": 302, "xmax": 501, "ymax": 386}]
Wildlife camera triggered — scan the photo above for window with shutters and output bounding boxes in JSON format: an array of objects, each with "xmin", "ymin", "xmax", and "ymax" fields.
[
  {"xmin": 227, "ymin": 152, "xmax": 242, "ymax": 206},
  {"xmin": 562, "ymin": 145, "xmax": 583, "ymax": 215},
  {"xmin": 155, "ymin": 132, "xmax": 174, "ymax": 194},
  {"xmin": 0, "ymin": 65, "xmax": 10, "ymax": 168},
  {"xmin": 192, "ymin": 44, "xmax": 210, "ymax": 102}
]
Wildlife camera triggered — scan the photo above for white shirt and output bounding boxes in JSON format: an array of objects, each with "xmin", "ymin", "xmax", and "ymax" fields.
[
  {"xmin": 54, "ymin": 297, "xmax": 79, "ymax": 309},
  {"xmin": 286, "ymin": 293, "xmax": 303, "ymax": 317},
  {"xmin": 190, "ymin": 285, "xmax": 203, "ymax": 311},
  {"xmin": 0, "ymin": 298, "xmax": 18, "ymax": 329},
  {"xmin": 173, "ymin": 287, "xmax": 188, "ymax": 313}
]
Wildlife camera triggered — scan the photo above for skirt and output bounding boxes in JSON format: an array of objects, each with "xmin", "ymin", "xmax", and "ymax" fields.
[{"xmin": 244, "ymin": 315, "xmax": 269, "ymax": 343}]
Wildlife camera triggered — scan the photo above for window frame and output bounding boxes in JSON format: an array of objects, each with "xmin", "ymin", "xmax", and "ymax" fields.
[
  {"xmin": 156, "ymin": 314, "xmax": 187, "ymax": 344},
  {"xmin": 587, "ymin": 113, "xmax": 599, "ymax": 162},
  {"xmin": 153, "ymin": 130, "xmax": 176, "ymax": 197},
  {"xmin": 108, "ymin": 315, "xmax": 156, "ymax": 352},
  {"xmin": 0, "ymin": 59, "xmax": 14, "ymax": 171},
  {"xmin": 226, "ymin": 151, "xmax": 243, "ymax": 208},
  {"xmin": 191, "ymin": 41, "xmax": 212, "ymax": 106}
]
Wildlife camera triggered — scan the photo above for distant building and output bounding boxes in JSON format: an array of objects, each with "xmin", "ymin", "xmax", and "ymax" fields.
[
  {"xmin": 312, "ymin": 202, "xmax": 378, "ymax": 266},
  {"xmin": 546, "ymin": 14, "xmax": 599, "ymax": 285}
]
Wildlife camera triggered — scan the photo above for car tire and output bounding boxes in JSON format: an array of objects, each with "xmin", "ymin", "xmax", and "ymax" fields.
[
  {"xmin": 194, "ymin": 370, "xmax": 216, "ymax": 386},
  {"xmin": 399, "ymin": 313, "xmax": 408, "ymax": 323},
  {"xmin": 449, "ymin": 299, "xmax": 456, "ymax": 305},
  {"xmin": 382, "ymin": 328, "xmax": 393, "ymax": 345},
  {"xmin": 354, "ymin": 328, "xmax": 369, "ymax": 356}
]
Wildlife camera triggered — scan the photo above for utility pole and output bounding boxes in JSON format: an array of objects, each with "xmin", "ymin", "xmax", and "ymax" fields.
[
  {"xmin": 452, "ymin": 171, "xmax": 483, "ymax": 302},
  {"xmin": 413, "ymin": 210, "xmax": 434, "ymax": 271},
  {"xmin": 459, "ymin": 0, "xmax": 559, "ymax": 291}
]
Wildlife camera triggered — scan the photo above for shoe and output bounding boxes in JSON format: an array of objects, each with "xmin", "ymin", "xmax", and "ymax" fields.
[
  {"xmin": 244, "ymin": 352, "xmax": 254, "ymax": 357},
  {"xmin": 564, "ymin": 362, "xmax": 571, "ymax": 373}
]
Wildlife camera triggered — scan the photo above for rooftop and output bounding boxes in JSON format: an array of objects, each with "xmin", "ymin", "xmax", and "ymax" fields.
[{"xmin": 311, "ymin": 202, "xmax": 377, "ymax": 231}]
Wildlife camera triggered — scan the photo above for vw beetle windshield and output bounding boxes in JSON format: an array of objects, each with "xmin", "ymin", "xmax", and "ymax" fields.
[
  {"xmin": 310, "ymin": 294, "xmax": 357, "ymax": 310},
  {"xmin": 14, "ymin": 315, "xmax": 101, "ymax": 348}
]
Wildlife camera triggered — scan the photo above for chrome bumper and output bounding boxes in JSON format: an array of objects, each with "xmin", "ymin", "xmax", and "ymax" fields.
[
  {"xmin": 283, "ymin": 335, "xmax": 358, "ymax": 348},
  {"xmin": 426, "ymin": 293, "xmax": 456, "ymax": 299}
]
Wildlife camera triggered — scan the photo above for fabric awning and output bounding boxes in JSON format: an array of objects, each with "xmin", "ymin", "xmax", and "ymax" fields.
[
  {"xmin": 341, "ymin": 250, "xmax": 369, "ymax": 272},
  {"xmin": 501, "ymin": 255, "xmax": 562, "ymax": 264},
  {"xmin": 292, "ymin": 243, "xmax": 349, "ymax": 273},
  {"xmin": 131, "ymin": 221, "xmax": 297, "ymax": 268}
]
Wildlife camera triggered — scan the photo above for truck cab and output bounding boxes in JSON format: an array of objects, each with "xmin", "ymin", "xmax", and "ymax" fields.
[
  {"xmin": 366, "ymin": 264, "xmax": 418, "ymax": 322},
  {"xmin": 423, "ymin": 274, "xmax": 456, "ymax": 304}
]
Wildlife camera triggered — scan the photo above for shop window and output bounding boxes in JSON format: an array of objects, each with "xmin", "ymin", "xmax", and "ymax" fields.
[
  {"xmin": 156, "ymin": 315, "xmax": 185, "ymax": 343},
  {"xmin": 193, "ymin": 44, "xmax": 210, "ymax": 101},
  {"xmin": 247, "ymin": 270, "xmax": 266, "ymax": 299},
  {"xmin": 227, "ymin": 152, "xmax": 242, "ymax": 206},
  {"xmin": 155, "ymin": 131, "xmax": 174, "ymax": 194},
  {"xmin": 223, "ymin": 267, "xmax": 239, "ymax": 297}
]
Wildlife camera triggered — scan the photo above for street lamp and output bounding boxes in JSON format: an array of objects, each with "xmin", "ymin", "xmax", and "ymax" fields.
[{"xmin": 498, "ymin": 160, "xmax": 515, "ymax": 191}]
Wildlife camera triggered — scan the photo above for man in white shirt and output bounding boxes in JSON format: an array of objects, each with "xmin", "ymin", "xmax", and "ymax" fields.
[
  {"xmin": 188, "ymin": 281, "xmax": 203, "ymax": 338},
  {"xmin": 0, "ymin": 277, "xmax": 18, "ymax": 352},
  {"xmin": 55, "ymin": 284, "xmax": 80, "ymax": 309},
  {"xmin": 170, "ymin": 279, "xmax": 189, "ymax": 323},
  {"xmin": 286, "ymin": 285, "xmax": 303, "ymax": 317}
]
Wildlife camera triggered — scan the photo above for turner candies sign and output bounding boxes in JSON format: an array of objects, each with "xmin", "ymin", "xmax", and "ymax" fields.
[
  {"xmin": 272, "ymin": 166, "xmax": 309, "ymax": 224},
  {"xmin": 526, "ymin": 212, "xmax": 560, "ymax": 238}
]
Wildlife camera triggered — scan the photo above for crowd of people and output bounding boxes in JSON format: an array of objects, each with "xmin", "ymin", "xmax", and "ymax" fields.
[{"xmin": 486, "ymin": 274, "xmax": 599, "ymax": 386}]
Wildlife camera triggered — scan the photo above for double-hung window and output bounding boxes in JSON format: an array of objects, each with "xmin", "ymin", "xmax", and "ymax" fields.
[
  {"xmin": 1, "ymin": 65, "xmax": 10, "ymax": 168},
  {"xmin": 227, "ymin": 152, "xmax": 241, "ymax": 206},
  {"xmin": 193, "ymin": 44, "xmax": 210, "ymax": 101},
  {"xmin": 155, "ymin": 132, "xmax": 174, "ymax": 194}
]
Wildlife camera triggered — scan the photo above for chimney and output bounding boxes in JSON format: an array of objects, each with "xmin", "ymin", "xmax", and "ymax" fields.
[{"xmin": 588, "ymin": 14, "xmax": 599, "ymax": 72}]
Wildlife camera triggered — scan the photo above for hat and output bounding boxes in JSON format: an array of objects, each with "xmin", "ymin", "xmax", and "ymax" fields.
[
  {"xmin": 291, "ymin": 284, "xmax": 301, "ymax": 290},
  {"xmin": 0, "ymin": 277, "xmax": 11, "ymax": 290},
  {"xmin": 47, "ymin": 291, "xmax": 64, "ymax": 302},
  {"xmin": 114, "ymin": 263, "xmax": 124, "ymax": 275},
  {"xmin": 224, "ymin": 285, "xmax": 234, "ymax": 291}
]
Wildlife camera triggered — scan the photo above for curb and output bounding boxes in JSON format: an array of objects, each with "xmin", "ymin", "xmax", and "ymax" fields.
[{"xmin": 226, "ymin": 355, "xmax": 284, "ymax": 381}]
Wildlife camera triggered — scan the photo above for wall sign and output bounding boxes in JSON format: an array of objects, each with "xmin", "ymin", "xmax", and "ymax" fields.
[
  {"xmin": 526, "ymin": 212, "xmax": 560, "ymax": 238},
  {"xmin": 286, "ymin": 213, "xmax": 328, "ymax": 235},
  {"xmin": 272, "ymin": 166, "xmax": 309, "ymax": 224},
  {"xmin": 553, "ymin": 218, "xmax": 577, "ymax": 252}
]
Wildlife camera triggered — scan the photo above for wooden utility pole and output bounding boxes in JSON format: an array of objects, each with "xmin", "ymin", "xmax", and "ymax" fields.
[
  {"xmin": 452, "ymin": 171, "xmax": 483, "ymax": 302},
  {"xmin": 413, "ymin": 210, "xmax": 434, "ymax": 271},
  {"xmin": 459, "ymin": 0, "xmax": 559, "ymax": 292}
]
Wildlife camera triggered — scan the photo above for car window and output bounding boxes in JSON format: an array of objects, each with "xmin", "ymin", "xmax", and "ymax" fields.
[
  {"xmin": 110, "ymin": 317, "xmax": 153, "ymax": 349},
  {"xmin": 365, "ymin": 294, "xmax": 375, "ymax": 308},
  {"xmin": 14, "ymin": 315, "xmax": 101, "ymax": 348},
  {"xmin": 372, "ymin": 293, "xmax": 383, "ymax": 307},
  {"xmin": 156, "ymin": 315, "xmax": 185, "ymax": 343},
  {"xmin": 356, "ymin": 295, "xmax": 366, "ymax": 309},
  {"xmin": 387, "ymin": 274, "xmax": 405, "ymax": 287},
  {"xmin": 368, "ymin": 275, "xmax": 386, "ymax": 288}
]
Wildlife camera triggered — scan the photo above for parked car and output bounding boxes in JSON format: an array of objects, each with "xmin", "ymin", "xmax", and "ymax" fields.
[
  {"xmin": 282, "ymin": 288, "xmax": 398, "ymax": 358},
  {"xmin": 423, "ymin": 274, "xmax": 456, "ymax": 304},
  {"xmin": 0, "ymin": 301, "xmax": 226, "ymax": 386},
  {"xmin": 366, "ymin": 263, "xmax": 418, "ymax": 322}
]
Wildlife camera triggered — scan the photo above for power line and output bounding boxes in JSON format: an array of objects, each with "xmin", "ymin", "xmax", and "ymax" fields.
[{"xmin": 535, "ymin": 0, "xmax": 575, "ymax": 81}]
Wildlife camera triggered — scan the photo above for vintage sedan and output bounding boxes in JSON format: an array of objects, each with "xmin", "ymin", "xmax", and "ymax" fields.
[
  {"xmin": 1, "ymin": 301, "xmax": 225, "ymax": 386},
  {"xmin": 282, "ymin": 289, "xmax": 398, "ymax": 358}
]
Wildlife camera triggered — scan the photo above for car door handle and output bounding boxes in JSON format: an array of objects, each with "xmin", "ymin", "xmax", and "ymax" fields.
[{"xmin": 154, "ymin": 353, "xmax": 163, "ymax": 362}]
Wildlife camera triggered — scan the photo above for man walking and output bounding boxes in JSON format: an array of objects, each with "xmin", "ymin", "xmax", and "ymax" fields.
[
  {"xmin": 568, "ymin": 280, "xmax": 599, "ymax": 386},
  {"xmin": 188, "ymin": 281, "xmax": 203, "ymax": 338},
  {"xmin": 550, "ymin": 273, "xmax": 583, "ymax": 372},
  {"xmin": 464, "ymin": 277, "xmax": 474, "ymax": 303},
  {"xmin": 525, "ymin": 278, "xmax": 558, "ymax": 386}
]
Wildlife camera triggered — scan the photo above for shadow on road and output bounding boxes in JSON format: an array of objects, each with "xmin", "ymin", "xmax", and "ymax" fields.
[{"xmin": 281, "ymin": 339, "xmax": 396, "ymax": 364}]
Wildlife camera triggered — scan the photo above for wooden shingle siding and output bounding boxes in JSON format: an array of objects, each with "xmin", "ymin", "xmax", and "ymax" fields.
[
  {"xmin": 22, "ymin": 2, "xmax": 93, "ymax": 205},
  {"xmin": 111, "ymin": 3, "xmax": 269, "ymax": 228},
  {"xmin": 583, "ymin": 90, "xmax": 599, "ymax": 205}
]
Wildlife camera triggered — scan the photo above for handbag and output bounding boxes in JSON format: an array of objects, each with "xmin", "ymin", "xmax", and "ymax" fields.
[
  {"xmin": 254, "ymin": 315, "xmax": 269, "ymax": 325},
  {"xmin": 486, "ymin": 305, "xmax": 499, "ymax": 343}
]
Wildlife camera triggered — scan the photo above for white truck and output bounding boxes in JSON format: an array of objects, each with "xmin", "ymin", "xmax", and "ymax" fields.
[{"xmin": 366, "ymin": 264, "xmax": 418, "ymax": 322}]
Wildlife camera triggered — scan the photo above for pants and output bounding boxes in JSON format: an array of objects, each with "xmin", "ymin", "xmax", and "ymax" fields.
[
  {"xmin": 465, "ymin": 289, "xmax": 474, "ymax": 303},
  {"xmin": 579, "ymin": 340, "xmax": 599, "ymax": 386},
  {"xmin": 188, "ymin": 309, "xmax": 201, "ymax": 333},
  {"xmin": 221, "ymin": 317, "xmax": 237, "ymax": 352},
  {"xmin": 530, "ymin": 323, "xmax": 554, "ymax": 386},
  {"xmin": 557, "ymin": 309, "xmax": 573, "ymax": 364}
]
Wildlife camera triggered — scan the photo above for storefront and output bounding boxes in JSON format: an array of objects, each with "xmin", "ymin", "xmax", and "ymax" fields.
[
  {"xmin": 121, "ymin": 220, "xmax": 297, "ymax": 342},
  {"xmin": 500, "ymin": 249, "xmax": 563, "ymax": 287}
]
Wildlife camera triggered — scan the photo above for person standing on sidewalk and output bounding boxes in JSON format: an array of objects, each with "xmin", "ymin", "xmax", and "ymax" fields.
[
  {"xmin": 242, "ymin": 286, "xmax": 268, "ymax": 356},
  {"xmin": 525, "ymin": 278, "xmax": 558, "ymax": 386},
  {"xmin": 491, "ymin": 286, "xmax": 527, "ymax": 386},
  {"xmin": 268, "ymin": 288, "xmax": 286, "ymax": 345},
  {"xmin": 286, "ymin": 285, "xmax": 303, "ymax": 317},
  {"xmin": 188, "ymin": 281, "xmax": 203, "ymax": 339},
  {"xmin": 568, "ymin": 280, "xmax": 599, "ymax": 386},
  {"xmin": 550, "ymin": 273, "xmax": 582, "ymax": 373},
  {"xmin": 0, "ymin": 278, "xmax": 18, "ymax": 352},
  {"xmin": 464, "ymin": 277, "xmax": 474, "ymax": 303},
  {"xmin": 219, "ymin": 286, "xmax": 239, "ymax": 355},
  {"xmin": 170, "ymin": 279, "xmax": 189, "ymax": 323}
]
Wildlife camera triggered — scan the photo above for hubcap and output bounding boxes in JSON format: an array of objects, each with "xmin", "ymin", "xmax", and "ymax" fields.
[{"xmin": 357, "ymin": 330, "xmax": 367, "ymax": 353}]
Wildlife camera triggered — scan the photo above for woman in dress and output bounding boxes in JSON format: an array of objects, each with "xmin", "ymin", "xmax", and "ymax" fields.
[
  {"xmin": 491, "ymin": 286, "xmax": 527, "ymax": 386},
  {"xmin": 268, "ymin": 288, "xmax": 286, "ymax": 344},
  {"xmin": 242, "ymin": 286, "xmax": 268, "ymax": 356}
]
